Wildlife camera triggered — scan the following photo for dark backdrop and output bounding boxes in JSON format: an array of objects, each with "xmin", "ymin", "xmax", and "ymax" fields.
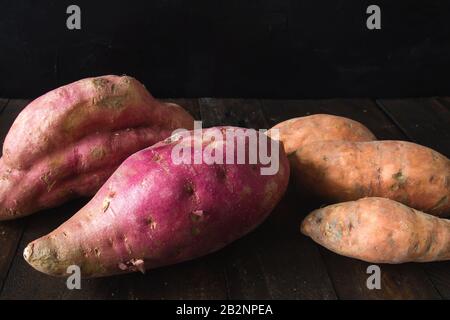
[{"xmin": 1, "ymin": 0, "xmax": 450, "ymax": 99}]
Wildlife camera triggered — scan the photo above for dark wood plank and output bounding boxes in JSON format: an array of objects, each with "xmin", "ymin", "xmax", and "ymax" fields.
[
  {"xmin": 2, "ymin": 197, "xmax": 229, "ymax": 300},
  {"xmin": 321, "ymin": 251, "xmax": 440, "ymax": 300},
  {"xmin": 0, "ymin": 99, "xmax": 8, "ymax": 115},
  {"xmin": 198, "ymin": 98, "xmax": 337, "ymax": 299},
  {"xmin": 261, "ymin": 99, "xmax": 400, "ymax": 140},
  {"xmin": 1, "ymin": 98, "xmax": 228, "ymax": 300},
  {"xmin": 0, "ymin": 200, "xmax": 100, "ymax": 300},
  {"xmin": 436, "ymin": 97, "xmax": 450, "ymax": 112},
  {"xmin": 377, "ymin": 98, "xmax": 450, "ymax": 157},
  {"xmin": 377, "ymin": 98, "xmax": 450, "ymax": 299},
  {"xmin": 0, "ymin": 99, "xmax": 30, "ymax": 294},
  {"xmin": 421, "ymin": 262, "xmax": 450, "ymax": 299},
  {"xmin": 262, "ymin": 98, "xmax": 442, "ymax": 299},
  {"xmin": 200, "ymin": 99, "xmax": 271, "ymax": 299}
]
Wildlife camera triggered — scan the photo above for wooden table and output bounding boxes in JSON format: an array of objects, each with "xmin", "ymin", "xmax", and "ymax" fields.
[{"xmin": 0, "ymin": 97, "xmax": 449, "ymax": 300}]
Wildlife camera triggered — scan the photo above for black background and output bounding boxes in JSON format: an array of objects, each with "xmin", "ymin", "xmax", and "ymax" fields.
[{"xmin": 1, "ymin": 0, "xmax": 450, "ymax": 99}]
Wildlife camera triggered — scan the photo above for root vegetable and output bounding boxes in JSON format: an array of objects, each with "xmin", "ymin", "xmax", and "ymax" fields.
[
  {"xmin": 0, "ymin": 75, "xmax": 194, "ymax": 220},
  {"xmin": 290, "ymin": 140, "xmax": 450, "ymax": 217},
  {"xmin": 301, "ymin": 197, "xmax": 450, "ymax": 263},
  {"xmin": 23, "ymin": 127, "xmax": 290, "ymax": 277},
  {"xmin": 267, "ymin": 114, "xmax": 376, "ymax": 155}
]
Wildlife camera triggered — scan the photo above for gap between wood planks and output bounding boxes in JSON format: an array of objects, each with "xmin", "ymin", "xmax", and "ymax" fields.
[
  {"xmin": 0, "ymin": 99, "xmax": 9, "ymax": 115},
  {"xmin": 376, "ymin": 98, "xmax": 450, "ymax": 298},
  {"xmin": 435, "ymin": 97, "xmax": 450, "ymax": 112},
  {"xmin": 198, "ymin": 98, "xmax": 337, "ymax": 300}
]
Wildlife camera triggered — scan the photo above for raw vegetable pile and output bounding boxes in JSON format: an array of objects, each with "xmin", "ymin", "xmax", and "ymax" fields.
[
  {"xmin": 0, "ymin": 75, "xmax": 448, "ymax": 278},
  {"xmin": 270, "ymin": 114, "xmax": 449, "ymax": 263}
]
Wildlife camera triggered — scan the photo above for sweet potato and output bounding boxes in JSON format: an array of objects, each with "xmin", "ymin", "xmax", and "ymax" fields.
[
  {"xmin": 301, "ymin": 197, "xmax": 450, "ymax": 263},
  {"xmin": 290, "ymin": 140, "xmax": 450, "ymax": 216},
  {"xmin": 23, "ymin": 127, "xmax": 290, "ymax": 277},
  {"xmin": 267, "ymin": 114, "xmax": 376, "ymax": 155},
  {"xmin": 0, "ymin": 75, "xmax": 194, "ymax": 221}
]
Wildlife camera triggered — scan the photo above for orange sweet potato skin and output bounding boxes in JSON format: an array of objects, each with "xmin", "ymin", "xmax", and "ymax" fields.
[
  {"xmin": 301, "ymin": 197, "xmax": 450, "ymax": 263},
  {"xmin": 267, "ymin": 114, "xmax": 376, "ymax": 155},
  {"xmin": 0, "ymin": 75, "xmax": 194, "ymax": 220},
  {"xmin": 291, "ymin": 140, "xmax": 450, "ymax": 216}
]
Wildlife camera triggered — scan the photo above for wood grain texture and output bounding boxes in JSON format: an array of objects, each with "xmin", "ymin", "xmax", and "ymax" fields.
[
  {"xmin": 435, "ymin": 97, "xmax": 450, "ymax": 111},
  {"xmin": 1, "ymin": 198, "xmax": 229, "ymax": 300},
  {"xmin": 261, "ymin": 98, "xmax": 401, "ymax": 140},
  {"xmin": 0, "ymin": 99, "xmax": 8, "ymax": 115},
  {"xmin": 377, "ymin": 98, "xmax": 450, "ymax": 299},
  {"xmin": 378, "ymin": 98, "xmax": 450, "ymax": 157},
  {"xmin": 199, "ymin": 99, "xmax": 272, "ymax": 299},
  {"xmin": 262, "ymin": 98, "xmax": 442, "ymax": 299},
  {"xmin": 198, "ymin": 98, "xmax": 337, "ymax": 299},
  {"xmin": 0, "ymin": 100, "xmax": 30, "ymax": 294}
]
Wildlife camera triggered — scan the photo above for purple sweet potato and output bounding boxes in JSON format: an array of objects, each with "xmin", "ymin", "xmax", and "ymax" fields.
[
  {"xmin": 23, "ymin": 127, "xmax": 290, "ymax": 277},
  {"xmin": 0, "ymin": 75, "xmax": 194, "ymax": 220}
]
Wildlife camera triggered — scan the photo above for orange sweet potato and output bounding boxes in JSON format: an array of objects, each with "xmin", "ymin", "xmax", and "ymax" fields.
[
  {"xmin": 267, "ymin": 114, "xmax": 376, "ymax": 155},
  {"xmin": 301, "ymin": 197, "xmax": 450, "ymax": 263},
  {"xmin": 290, "ymin": 140, "xmax": 450, "ymax": 217},
  {"xmin": 0, "ymin": 75, "xmax": 194, "ymax": 220}
]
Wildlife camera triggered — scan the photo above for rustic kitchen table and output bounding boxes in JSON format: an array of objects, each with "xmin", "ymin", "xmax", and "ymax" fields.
[{"xmin": 0, "ymin": 97, "xmax": 449, "ymax": 300}]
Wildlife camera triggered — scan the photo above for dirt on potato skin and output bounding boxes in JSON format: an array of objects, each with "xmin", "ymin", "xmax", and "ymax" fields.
[
  {"xmin": 301, "ymin": 197, "xmax": 450, "ymax": 264},
  {"xmin": 0, "ymin": 75, "xmax": 195, "ymax": 221}
]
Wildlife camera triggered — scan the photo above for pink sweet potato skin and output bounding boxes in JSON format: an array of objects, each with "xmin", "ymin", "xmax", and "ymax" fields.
[
  {"xmin": 301, "ymin": 197, "xmax": 450, "ymax": 263},
  {"xmin": 267, "ymin": 114, "xmax": 376, "ymax": 155},
  {"xmin": 0, "ymin": 75, "xmax": 194, "ymax": 220},
  {"xmin": 291, "ymin": 140, "xmax": 450, "ymax": 217},
  {"xmin": 23, "ymin": 127, "xmax": 290, "ymax": 277}
]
